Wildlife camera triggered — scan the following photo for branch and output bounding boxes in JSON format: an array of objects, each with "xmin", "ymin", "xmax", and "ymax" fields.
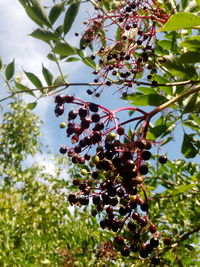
[
  {"xmin": 1, "ymin": 79, "xmax": 199, "ymax": 104},
  {"xmin": 160, "ymin": 226, "xmax": 200, "ymax": 255},
  {"xmin": 0, "ymin": 82, "xmax": 100, "ymax": 103}
]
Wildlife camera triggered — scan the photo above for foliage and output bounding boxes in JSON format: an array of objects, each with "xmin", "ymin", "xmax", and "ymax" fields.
[{"xmin": 0, "ymin": 0, "xmax": 199, "ymax": 266}]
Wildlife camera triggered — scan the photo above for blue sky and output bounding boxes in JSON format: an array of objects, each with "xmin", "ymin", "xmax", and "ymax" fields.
[{"xmin": 0, "ymin": 0, "xmax": 198, "ymax": 172}]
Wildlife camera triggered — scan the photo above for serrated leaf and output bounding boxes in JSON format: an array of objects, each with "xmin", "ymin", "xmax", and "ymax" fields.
[
  {"xmin": 27, "ymin": 102, "xmax": 37, "ymax": 110},
  {"xmin": 163, "ymin": 56, "xmax": 198, "ymax": 80},
  {"xmin": 24, "ymin": 71, "xmax": 43, "ymax": 89},
  {"xmin": 125, "ymin": 93, "xmax": 176, "ymax": 107},
  {"xmin": 47, "ymin": 53, "xmax": 57, "ymax": 61},
  {"xmin": 169, "ymin": 184, "xmax": 196, "ymax": 195},
  {"xmin": 191, "ymin": 114, "xmax": 200, "ymax": 125},
  {"xmin": 180, "ymin": 36, "xmax": 200, "ymax": 52},
  {"xmin": 42, "ymin": 65, "xmax": 53, "ymax": 86},
  {"xmin": 65, "ymin": 57, "xmax": 80, "ymax": 62},
  {"xmin": 181, "ymin": 133, "xmax": 197, "ymax": 158},
  {"xmin": 63, "ymin": 2, "xmax": 80, "ymax": 35},
  {"xmin": 137, "ymin": 87, "xmax": 157, "ymax": 94},
  {"xmin": 82, "ymin": 57, "xmax": 96, "ymax": 69},
  {"xmin": 52, "ymin": 43, "xmax": 76, "ymax": 56},
  {"xmin": 178, "ymin": 51, "xmax": 200, "ymax": 63},
  {"xmin": 19, "ymin": 0, "xmax": 51, "ymax": 27},
  {"xmin": 49, "ymin": 2, "xmax": 64, "ymax": 25},
  {"xmin": 183, "ymin": 93, "xmax": 199, "ymax": 114},
  {"xmin": 153, "ymin": 75, "xmax": 173, "ymax": 95},
  {"xmin": 5, "ymin": 59, "xmax": 15, "ymax": 81},
  {"xmin": 159, "ymin": 12, "xmax": 200, "ymax": 31},
  {"xmin": 183, "ymin": 120, "xmax": 200, "ymax": 132},
  {"xmin": 30, "ymin": 28, "xmax": 58, "ymax": 42},
  {"xmin": 15, "ymin": 82, "xmax": 35, "ymax": 96},
  {"xmin": 53, "ymin": 75, "xmax": 65, "ymax": 86}
]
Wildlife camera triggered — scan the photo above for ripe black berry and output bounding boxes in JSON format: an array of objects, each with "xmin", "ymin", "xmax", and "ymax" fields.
[
  {"xmin": 121, "ymin": 247, "xmax": 130, "ymax": 257},
  {"xmin": 78, "ymin": 107, "xmax": 87, "ymax": 118},
  {"xmin": 89, "ymin": 103, "xmax": 98, "ymax": 112},
  {"xmin": 141, "ymin": 151, "xmax": 151, "ymax": 160},
  {"xmin": 158, "ymin": 155, "xmax": 168, "ymax": 164},
  {"xmin": 151, "ymin": 256, "xmax": 160, "ymax": 265},
  {"xmin": 91, "ymin": 113, "xmax": 100, "ymax": 122},
  {"xmin": 59, "ymin": 146, "xmax": 67, "ymax": 154},
  {"xmin": 139, "ymin": 165, "xmax": 148, "ymax": 175}
]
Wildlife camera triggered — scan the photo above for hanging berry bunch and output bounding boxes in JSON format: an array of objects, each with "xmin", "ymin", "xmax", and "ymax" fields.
[
  {"xmin": 77, "ymin": 0, "xmax": 169, "ymax": 95},
  {"xmin": 54, "ymin": 94, "xmax": 168, "ymax": 264}
]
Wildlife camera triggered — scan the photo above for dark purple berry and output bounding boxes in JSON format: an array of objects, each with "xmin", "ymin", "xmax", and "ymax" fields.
[
  {"xmin": 55, "ymin": 105, "xmax": 64, "ymax": 116},
  {"xmin": 139, "ymin": 165, "xmax": 148, "ymax": 175},
  {"xmin": 89, "ymin": 103, "xmax": 99, "ymax": 112},
  {"xmin": 121, "ymin": 247, "xmax": 130, "ymax": 257},
  {"xmin": 141, "ymin": 151, "xmax": 151, "ymax": 160},
  {"xmin": 91, "ymin": 113, "xmax": 100, "ymax": 122},
  {"xmin": 158, "ymin": 155, "xmax": 167, "ymax": 164},
  {"xmin": 151, "ymin": 256, "xmax": 160, "ymax": 265},
  {"xmin": 59, "ymin": 146, "xmax": 67, "ymax": 154}
]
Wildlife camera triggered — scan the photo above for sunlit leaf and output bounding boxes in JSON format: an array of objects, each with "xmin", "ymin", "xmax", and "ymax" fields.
[
  {"xmin": 159, "ymin": 12, "xmax": 200, "ymax": 31},
  {"xmin": 63, "ymin": 2, "xmax": 80, "ymax": 35},
  {"xmin": 5, "ymin": 59, "xmax": 15, "ymax": 81}
]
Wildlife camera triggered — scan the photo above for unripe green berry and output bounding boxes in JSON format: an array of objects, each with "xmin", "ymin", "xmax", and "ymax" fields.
[
  {"xmin": 92, "ymin": 155, "xmax": 100, "ymax": 165},
  {"xmin": 81, "ymin": 169, "xmax": 88, "ymax": 175}
]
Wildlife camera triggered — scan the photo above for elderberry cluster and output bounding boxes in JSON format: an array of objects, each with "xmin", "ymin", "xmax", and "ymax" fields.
[
  {"xmin": 76, "ymin": 0, "xmax": 168, "ymax": 96},
  {"xmin": 54, "ymin": 94, "xmax": 168, "ymax": 264}
]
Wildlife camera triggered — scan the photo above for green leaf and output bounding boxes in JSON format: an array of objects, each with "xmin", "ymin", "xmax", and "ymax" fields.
[
  {"xmin": 181, "ymin": 133, "xmax": 197, "ymax": 158},
  {"xmin": 42, "ymin": 65, "xmax": 53, "ymax": 86},
  {"xmin": 178, "ymin": 51, "xmax": 200, "ymax": 63},
  {"xmin": 159, "ymin": 12, "xmax": 200, "ymax": 31},
  {"xmin": 53, "ymin": 75, "xmax": 65, "ymax": 86},
  {"xmin": 163, "ymin": 56, "xmax": 198, "ymax": 80},
  {"xmin": 15, "ymin": 82, "xmax": 35, "ymax": 96},
  {"xmin": 180, "ymin": 36, "xmax": 200, "ymax": 52},
  {"xmin": 149, "ymin": 125, "xmax": 168, "ymax": 138},
  {"xmin": 126, "ymin": 94, "xmax": 175, "ymax": 107},
  {"xmin": 49, "ymin": 2, "xmax": 65, "ymax": 25},
  {"xmin": 65, "ymin": 57, "xmax": 80, "ymax": 62},
  {"xmin": 82, "ymin": 57, "xmax": 96, "ymax": 69},
  {"xmin": 27, "ymin": 102, "xmax": 37, "ymax": 110},
  {"xmin": 52, "ymin": 43, "xmax": 76, "ymax": 56},
  {"xmin": 169, "ymin": 184, "xmax": 196, "ymax": 195},
  {"xmin": 19, "ymin": 0, "xmax": 51, "ymax": 27},
  {"xmin": 136, "ymin": 87, "xmax": 157, "ymax": 94},
  {"xmin": 63, "ymin": 2, "xmax": 80, "ymax": 35},
  {"xmin": 0, "ymin": 56, "xmax": 2, "ymax": 70},
  {"xmin": 5, "ymin": 59, "xmax": 15, "ymax": 80},
  {"xmin": 116, "ymin": 26, "xmax": 122, "ymax": 41},
  {"xmin": 30, "ymin": 28, "xmax": 58, "ymax": 42},
  {"xmin": 183, "ymin": 93, "xmax": 199, "ymax": 114},
  {"xmin": 24, "ymin": 70, "xmax": 43, "ymax": 88},
  {"xmin": 196, "ymin": 0, "xmax": 200, "ymax": 6},
  {"xmin": 190, "ymin": 114, "xmax": 200, "ymax": 125},
  {"xmin": 153, "ymin": 75, "xmax": 173, "ymax": 95},
  {"xmin": 47, "ymin": 53, "xmax": 57, "ymax": 62}
]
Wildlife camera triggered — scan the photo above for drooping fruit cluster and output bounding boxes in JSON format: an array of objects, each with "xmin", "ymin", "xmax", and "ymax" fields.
[
  {"xmin": 77, "ymin": 0, "xmax": 169, "ymax": 96},
  {"xmin": 54, "ymin": 94, "xmax": 168, "ymax": 264}
]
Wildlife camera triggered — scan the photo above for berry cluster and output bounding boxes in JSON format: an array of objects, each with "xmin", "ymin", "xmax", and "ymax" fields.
[
  {"xmin": 54, "ymin": 94, "xmax": 168, "ymax": 264},
  {"xmin": 77, "ymin": 0, "xmax": 168, "ymax": 95}
]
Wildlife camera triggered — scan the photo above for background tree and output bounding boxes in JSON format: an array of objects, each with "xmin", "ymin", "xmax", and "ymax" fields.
[{"xmin": 0, "ymin": 0, "xmax": 199, "ymax": 266}]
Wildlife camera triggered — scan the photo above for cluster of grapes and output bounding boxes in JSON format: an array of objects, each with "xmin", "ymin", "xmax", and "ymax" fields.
[
  {"xmin": 77, "ymin": 0, "xmax": 168, "ymax": 95},
  {"xmin": 54, "ymin": 94, "xmax": 168, "ymax": 265}
]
